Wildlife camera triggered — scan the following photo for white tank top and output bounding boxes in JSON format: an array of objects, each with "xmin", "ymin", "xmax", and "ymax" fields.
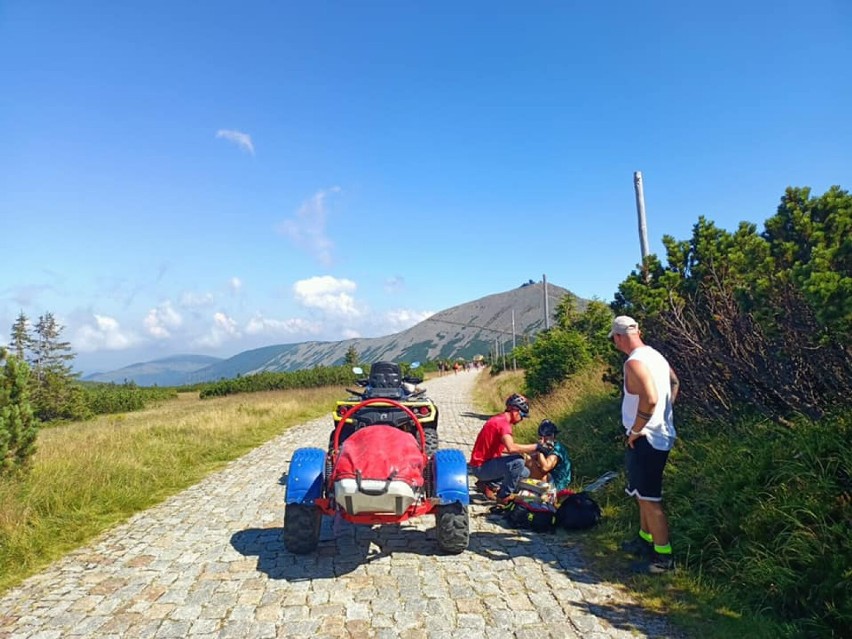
[{"xmin": 622, "ymin": 345, "xmax": 676, "ymax": 451}]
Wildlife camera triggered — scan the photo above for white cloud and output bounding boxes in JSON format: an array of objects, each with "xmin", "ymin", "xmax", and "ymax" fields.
[
  {"xmin": 278, "ymin": 187, "xmax": 341, "ymax": 267},
  {"xmin": 293, "ymin": 275, "xmax": 361, "ymax": 318},
  {"xmin": 193, "ymin": 311, "xmax": 241, "ymax": 348},
  {"xmin": 73, "ymin": 314, "xmax": 138, "ymax": 352},
  {"xmin": 143, "ymin": 302, "xmax": 183, "ymax": 339},
  {"xmin": 342, "ymin": 328, "xmax": 361, "ymax": 339},
  {"xmin": 228, "ymin": 277, "xmax": 243, "ymax": 295},
  {"xmin": 245, "ymin": 314, "xmax": 322, "ymax": 337},
  {"xmin": 215, "ymin": 129, "xmax": 255, "ymax": 155},
  {"xmin": 384, "ymin": 308, "xmax": 435, "ymax": 331}
]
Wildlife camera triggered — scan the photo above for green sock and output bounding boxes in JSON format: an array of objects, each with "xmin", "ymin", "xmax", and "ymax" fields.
[
  {"xmin": 654, "ymin": 543, "xmax": 672, "ymax": 555},
  {"xmin": 639, "ymin": 529, "xmax": 653, "ymax": 543}
]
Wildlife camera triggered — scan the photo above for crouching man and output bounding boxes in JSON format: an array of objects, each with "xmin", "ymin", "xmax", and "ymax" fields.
[{"xmin": 468, "ymin": 393, "xmax": 544, "ymax": 505}]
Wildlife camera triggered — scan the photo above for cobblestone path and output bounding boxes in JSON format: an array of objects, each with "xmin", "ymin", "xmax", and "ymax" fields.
[{"xmin": 0, "ymin": 370, "xmax": 679, "ymax": 638}]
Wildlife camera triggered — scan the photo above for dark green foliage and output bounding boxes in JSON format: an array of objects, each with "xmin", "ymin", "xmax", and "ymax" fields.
[
  {"xmin": 343, "ymin": 345, "xmax": 359, "ymax": 366},
  {"xmin": 515, "ymin": 328, "xmax": 591, "ymax": 396},
  {"xmin": 82, "ymin": 383, "xmax": 177, "ymax": 415},
  {"xmin": 10, "ymin": 312, "xmax": 88, "ymax": 422},
  {"xmin": 0, "ymin": 349, "xmax": 38, "ymax": 474},
  {"xmin": 199, "ymin": 365, "xmax": 356, "ymax": 398},
  {"xmin": 598, "ymin": 185, "xmax": 851, "ymax": 636},
  {"xmin": 612, "ymin": 186, "xmax": 852, "ymax": 423}
]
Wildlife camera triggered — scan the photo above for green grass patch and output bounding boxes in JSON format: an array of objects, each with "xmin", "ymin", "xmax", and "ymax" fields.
[
  {"xmin": 474, "ymin": 366, "xmax": 850, "ymax": 638},
  {"xmin": 0, "ymin": 386, "xmax": 342, "ymax": 594}
]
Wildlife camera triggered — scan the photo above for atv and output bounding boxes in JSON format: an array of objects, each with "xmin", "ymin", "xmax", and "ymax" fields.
[
  {"xmin": 331, "ymin": 361, "xmax": 440, "ymax": 456},
  {"xmin": 284, "ymin": 397, "xmax": 470, "ymax": 555}
]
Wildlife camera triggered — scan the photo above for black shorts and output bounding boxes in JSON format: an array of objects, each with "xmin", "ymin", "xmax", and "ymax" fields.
[{"xmin": 625, "ymin": 436, "xmax": 670, "ymax": 502}]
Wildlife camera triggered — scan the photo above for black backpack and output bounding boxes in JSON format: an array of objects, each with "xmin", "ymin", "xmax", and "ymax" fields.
[
  {"xmin": 555, "ymin": 492, "xmax": 601, "ymax": 530},
  {"xmin": 502, "ymin": 498, "xmax": 557, "ymax": 533}
]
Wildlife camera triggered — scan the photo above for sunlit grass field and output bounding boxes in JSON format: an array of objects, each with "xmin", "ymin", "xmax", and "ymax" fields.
[{"xmin": 0, "ymin": 386, "xmax": 342, "ymax": 594}]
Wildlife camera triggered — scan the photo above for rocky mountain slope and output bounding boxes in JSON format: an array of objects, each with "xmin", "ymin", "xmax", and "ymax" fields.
[{"xmin": 88, "ymin": 281, "xmax": 579, "ymax": 386}]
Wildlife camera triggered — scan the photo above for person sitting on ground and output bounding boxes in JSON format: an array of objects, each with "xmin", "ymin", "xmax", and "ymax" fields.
[
  {"xmin": 525, "ymin": 419, "xmax": 572, "ymax": 492},
  {"xmin": 468, "ymin": 393, "xmax": 546, "ymax": 505}
]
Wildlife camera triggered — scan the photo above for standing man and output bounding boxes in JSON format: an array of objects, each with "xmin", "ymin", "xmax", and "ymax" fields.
[
  {"xmin": 610, "ymin": 315, "xmax": 680, "ymax": 574},
  {"xmin": 469, "ymin": 393, "xmax": 544, "ymax": 505}
]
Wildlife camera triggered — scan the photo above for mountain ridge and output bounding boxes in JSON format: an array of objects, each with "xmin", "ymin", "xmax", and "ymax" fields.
[{"xmin": 85, "ymin": 281, "xmax": 580, "ymax": 386}]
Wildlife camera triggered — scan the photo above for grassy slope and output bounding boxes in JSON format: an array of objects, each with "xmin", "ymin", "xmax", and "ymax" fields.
[
  {"xmin": 0, "ymin": 386, "xmax": 342, "ymax": 594},
  {"xmin": 472, "ymin": 366, "xmax": 793, "ymax": 639}
]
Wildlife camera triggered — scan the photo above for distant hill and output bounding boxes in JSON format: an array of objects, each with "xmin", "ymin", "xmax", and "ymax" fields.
[
  {"xmin": 91, "ymin": 281, "xmax": 581, "ymax": 387},
  {"xmin": 82, "ymin": 354, "xmax": 223, "ymax": 386}
]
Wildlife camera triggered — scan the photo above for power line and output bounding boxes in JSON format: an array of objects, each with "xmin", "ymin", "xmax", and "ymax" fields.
[{"xmin": 423, "ymin": 317, "xmax": 515, "ymax": 337}]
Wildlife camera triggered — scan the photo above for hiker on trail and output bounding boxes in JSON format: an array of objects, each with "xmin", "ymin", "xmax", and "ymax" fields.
[
  {"xmin": 468, "ymin": 393, "xmax": 545, "ymax": 505},
  {"xmin": 525, "ymin": 419, "xmax": 572, "ymax": 491},
  {"xmin": 610, "ymin": 315, "xmax": 680, "ymax": 574}
]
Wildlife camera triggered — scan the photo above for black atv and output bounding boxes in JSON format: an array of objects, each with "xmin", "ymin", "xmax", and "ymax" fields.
[{"xmin": 330, "ymin": 361, "xmax": 440, "ymax": 456}]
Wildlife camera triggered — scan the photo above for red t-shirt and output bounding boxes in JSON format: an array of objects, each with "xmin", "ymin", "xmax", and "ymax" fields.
[{"xmin": 469, "ymin": 413, "xmax": 513, "ymax": 467}]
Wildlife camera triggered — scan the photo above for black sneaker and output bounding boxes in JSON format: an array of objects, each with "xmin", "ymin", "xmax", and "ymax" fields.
[
  {"xmin": 631, "ymin": 551, "xmax": 675, "ymax": 574},
  {"xmin": 620, "ymin": 537, "xmax": 654, "ymax": 558}
]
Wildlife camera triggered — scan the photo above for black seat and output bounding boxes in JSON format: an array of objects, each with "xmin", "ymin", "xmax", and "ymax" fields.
[{"xmin": 368, "ymin": 361, "xmax": 402, "ymax": 389}]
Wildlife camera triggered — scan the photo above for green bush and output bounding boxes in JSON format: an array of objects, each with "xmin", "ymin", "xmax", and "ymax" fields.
[
  {"xmin": 198, "ymin": 365, "xmax": 356, "ymax": 398},
  {"xmin": 82, "ymin": 383, "xmax": 177, "ymax": 415},
  {"xmin": 517, "ymin": 328, "xmax": 591, "ymax": 396}
]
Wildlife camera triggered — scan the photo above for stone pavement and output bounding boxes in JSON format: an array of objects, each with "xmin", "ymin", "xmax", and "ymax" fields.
[{"xmin": 0, "ymin": 370, "xmax": 679, "ymax": 638}]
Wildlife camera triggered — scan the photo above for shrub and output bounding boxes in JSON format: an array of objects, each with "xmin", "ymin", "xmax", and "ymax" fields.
[{"xmin": 0, "ymin": 350, "xmax": 38, "ymax": 474}]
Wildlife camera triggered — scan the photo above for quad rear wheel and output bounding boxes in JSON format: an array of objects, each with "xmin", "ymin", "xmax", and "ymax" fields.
[
  {"xmin": 424, "ymin": 427, "xmax": 439, "ymax": 457},
  {"xmin": 435, "ymin": 502, "xmax": 469, "ymax": 554},
  {"xmin": 284, "ymin": 503, "xmax": 321, "ymax": 554}
]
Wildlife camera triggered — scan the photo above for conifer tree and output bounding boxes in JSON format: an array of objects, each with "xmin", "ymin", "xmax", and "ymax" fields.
[
  {"xmin": 344, "ymin": 345, "xmax": 359, "ymax": 366},
  {"xmin": 29, "ymin": 313, "xmax": 84, "ymax": 421},
  {"xmin": 0, "ymin": 348, "xmax": 37, "ymax": 474},
  {"xmin": 9, "ymin": 311, "xmax": 31, "ymax": 361}
]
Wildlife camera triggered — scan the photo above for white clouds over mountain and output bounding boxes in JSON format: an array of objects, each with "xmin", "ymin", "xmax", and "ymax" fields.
[
  {"xmin": 74, "ymin": 314, "xmax": 139, "ymax": 352},
  {"xmin": 144, "ymin": 302, "xmax": 182, "ymax": 339},
  {"xmin": 293, "ymin": 275, "xmax": 361, "ymax": 318}
]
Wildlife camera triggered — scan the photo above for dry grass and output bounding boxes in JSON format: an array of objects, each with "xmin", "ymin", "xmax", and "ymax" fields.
[{"xmin": 0, "ymin": 385, "xmax": 342, "ymax": 594}]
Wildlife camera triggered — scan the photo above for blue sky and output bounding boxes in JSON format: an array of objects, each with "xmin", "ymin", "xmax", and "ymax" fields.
[{"xmin": 2, "ymin": 2, "xmax": 850, "ymax": 374}]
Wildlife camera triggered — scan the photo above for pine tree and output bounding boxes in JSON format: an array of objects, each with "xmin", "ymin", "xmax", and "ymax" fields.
[
  {"xmin": 0, "ymin": 348, "xmax": 37, "ymax": 474},
  {"xmin": 29, "ymin": 313, "xmax": 83, "ymax": 421},
  {"xmin": 344, "ymin": 345, "xmax": 359, "ymax": 367},
  {"xmin": 9, "ymin": 311, "xmax": 31, "ymax": 361}
]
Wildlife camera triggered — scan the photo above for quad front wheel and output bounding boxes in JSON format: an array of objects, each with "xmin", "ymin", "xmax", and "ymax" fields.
[
  {"xmin": 284, "ymin": 503, "xmax": 321, "ymax": 554},
  {"xmin": 434, "ymin": 502, "xmax": 469, "ymax": 554}
]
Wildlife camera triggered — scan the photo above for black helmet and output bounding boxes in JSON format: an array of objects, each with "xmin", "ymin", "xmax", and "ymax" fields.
[
  {"xmin": 505, "ymin": 393, "xmax": 530, "ymax": 417},
  {"xmin": 538, "ymin": 419, "xmax": 558, "ymax": 437}
]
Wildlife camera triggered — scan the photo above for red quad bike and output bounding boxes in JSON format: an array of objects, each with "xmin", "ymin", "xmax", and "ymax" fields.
[{"xmin": 284, "ymin": 398, "xmax": 470, "ymax": 555}]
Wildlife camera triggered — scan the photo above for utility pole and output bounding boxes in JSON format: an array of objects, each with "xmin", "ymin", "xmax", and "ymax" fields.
[
  {"xmin": 633, "ymin": 171, "xmax": 650, "ymax": 281},
  {"xmin": 543, "ymin": 273, "xmax": 550, "ymax": 329},
  {"xmin": 511, "ymin": 309, "xmax": 517, "ymax": 371}
]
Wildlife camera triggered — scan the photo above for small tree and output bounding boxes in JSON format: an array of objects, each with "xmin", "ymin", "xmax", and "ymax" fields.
[
  {"xmin": 9, "ymin": 311, "xmax": 32, "ymax": 361},
  {"xmin": 344, "ymin": 345, "xmax": 359, "ymax": 367},
  {"xmin": 28, "ymin": 313, "xmax": 86, "ymax": 421},
  {"xmin": 0, "ymin": 348, "xmax": 37, "ymax": 474}
]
